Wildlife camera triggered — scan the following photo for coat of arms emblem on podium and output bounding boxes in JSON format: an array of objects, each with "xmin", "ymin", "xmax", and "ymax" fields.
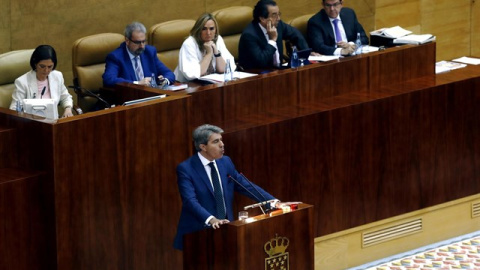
[{"xmin": 264, "ymin": 234, "xmax": 290, "ymax": 270}]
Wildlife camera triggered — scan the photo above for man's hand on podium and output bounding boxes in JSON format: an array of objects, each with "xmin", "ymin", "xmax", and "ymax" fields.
[{"xmin": 209, "ymin": 217, "xmax": 229, "ymax": 229}]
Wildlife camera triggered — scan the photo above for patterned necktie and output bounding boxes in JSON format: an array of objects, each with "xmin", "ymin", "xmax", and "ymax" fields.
[
  {"xmin": 208, "ymin": 162, "xmax": 226, "ymax": 219},
  {"xmin": 333, "ymin": 19, "xmax": 343, "ymax": 43},
  {"xmin": 134, "ymin": 56, "xmax": 144, "ymax": 80}
]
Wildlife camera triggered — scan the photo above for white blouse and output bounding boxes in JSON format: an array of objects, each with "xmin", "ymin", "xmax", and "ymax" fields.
[{"xmin": 174, "ymin": 35, "xmax": 236, "ymax": 82}]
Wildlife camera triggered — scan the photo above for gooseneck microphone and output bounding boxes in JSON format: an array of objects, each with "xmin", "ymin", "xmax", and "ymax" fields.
[
  {"xmin": 240, "ymin": 172, "xmax": 268, "ymax": 203},
  {"xmin": 40, "ymin": 86, "xmax": 46, "ymax": 99},
  {"xmin": 227, "ymin": 174, "xmax": 271, "ymax": 215},
  {"xmin": 68, "ymin": 85, "xmax": 111, "ymax": 109}
]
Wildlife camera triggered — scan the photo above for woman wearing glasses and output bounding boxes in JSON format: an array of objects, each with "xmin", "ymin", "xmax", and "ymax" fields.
[
  {"xmin": 174, "ymin": 13, "xmax": 236, "ymax": 82},
  {"xmin": 10, "ymin": 45, "xmax": 73, "ymax": 118}
]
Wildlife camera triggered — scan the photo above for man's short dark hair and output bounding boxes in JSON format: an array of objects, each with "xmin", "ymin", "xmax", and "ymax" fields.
[{"xmin": 253, "ymin": 0, "xmax": 277, "ymax": 23}]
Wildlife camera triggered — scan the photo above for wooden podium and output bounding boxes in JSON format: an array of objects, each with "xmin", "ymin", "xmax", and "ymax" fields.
[{"xmin": 183, "ymin": 204, "xmax": 314, "ymax": 270}]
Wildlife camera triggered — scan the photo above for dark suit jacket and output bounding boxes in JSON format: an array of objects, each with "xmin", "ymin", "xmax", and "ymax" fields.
[
  {"xmin": 102, "ymin": 42, "xmax": 175, "ymax": 87},
  {"xmin": 238, "ymin": 20, "xmax": 309, "ymax": 70},
  {"xmin": 173, "ymin": 154, "xmax": 275, "ymax": 250},
  {"xmin": 307, "ymin": 8, "xmax": 369, "ymax": 55}
]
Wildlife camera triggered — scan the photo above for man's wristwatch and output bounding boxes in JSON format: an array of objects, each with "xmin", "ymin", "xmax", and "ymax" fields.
[{"xmin": 214, "ymin": 51, "xmax": 221, "ymax": 57}]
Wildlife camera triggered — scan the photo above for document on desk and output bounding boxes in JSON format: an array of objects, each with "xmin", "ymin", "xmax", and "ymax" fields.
[
  {"xmin": 451, "ymin": 56, "xmax": 480, "ymax": 65},
  {"xmin": 199, "ymin": 72, "xmax": 258, "ymax": 83},
  {"xmin": 435, "ymin": 60, "xmax": 467, "ymax": 74},
  {"xmin": 308, "ymin": 55, "xmax": 340, "ymax": 62},
  {"xmin": 393, "ymin": 34, "xmax": 435, "ymax": 45},
  {"xmin": 370, "ymin": 26, "xmax": 412, "ymax": 39}
]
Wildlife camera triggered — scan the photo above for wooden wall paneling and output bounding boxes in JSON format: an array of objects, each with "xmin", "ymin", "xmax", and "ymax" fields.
[
  {"xmin": 472, "ymin": 0, "xmax": 480, "ymax": 57},
  {"xmin": 375, "ymin": 0, "xmax": 421, "ymax": 30},
  {"xmin": 0, "ymin": 171, "xmax": 57, "ymax": 270},
  {"xmin": 223, "ymin": 69, "xmax": 298, "ymax": 121},
  {"xmin": 298, "ymin": 56, "xmax": 369, "ymax": 103},
  {"xmin": 224, "ymin": 66, "xmax": 480, "ymax": 238},
  {"xmin": 421, "ymin": 0, "xmax": 471, "ymax": 61},
  {"xmin": 182, "ymin": 84, "xmax": 225, "ymax": 128},
  {"xmin": 53, "ymin": 96, "xmax": 191, "ymax": 269}
]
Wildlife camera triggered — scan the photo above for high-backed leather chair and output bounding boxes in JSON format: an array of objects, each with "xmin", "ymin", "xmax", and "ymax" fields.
[
  {"xmin": 212, "ymin": 6, "xmax": 253, "ymax": 62},
  {"xmin": 0, "ymin": 49, "xmax": 34, "ymax": 109},
  {"xmin": 72, "ymin": 33, "xmax": 124, "ymax": 111},
  {"xmin": 289, "ymin": 14, "xmax": 314, "ymax": 40},
  {"xmin": 148, "ymin": 20, "xmax": 195, "ymax": 71}
]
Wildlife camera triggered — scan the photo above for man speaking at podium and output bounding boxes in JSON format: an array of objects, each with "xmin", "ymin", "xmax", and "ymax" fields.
[{"xmin": 173, "ymin": 124, "xmax": 279, "ymax": 250}]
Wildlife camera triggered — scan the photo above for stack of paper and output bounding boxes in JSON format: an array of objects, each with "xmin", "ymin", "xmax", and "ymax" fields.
[
  {"xmin": 452, "ymin": 56, "xmax": 480, "ymax": 65},
  {"xmin": 370, "ymin": 26, "xmax": 412, "ymax": 39},
  {"xmin": 393, "ymin": 34, "xmax": 436, "ymax": 45},
  {"xmin": 199, "ymin": 71, "xmax": 258, "ymax": 83},
  {"xmin": 435, "ymin": 60, "xmax": 467, "ymax": 74}
]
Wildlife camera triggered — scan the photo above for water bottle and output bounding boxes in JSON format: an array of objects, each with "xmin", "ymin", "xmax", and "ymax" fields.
[
  {"xmin": 16, "ymin": 100, "xmax": 23, "ymax": 112},
  {"xmin": 224, "ymin": 59, "xmax": 232, "ymax": 82},
  {"xmin": 355, "ymin": 32, "xmax": 363, "ymax": 55},
  {"xmin": 150, "ymin": 73, "xmax": 158, "ymax": 88},
  {"xmin": 290, "ymin": 46, "xmax": 299, "ymax": 68}
]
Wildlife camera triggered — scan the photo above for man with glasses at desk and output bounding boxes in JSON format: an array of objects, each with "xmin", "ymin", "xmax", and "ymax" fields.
[
  {"xmin": 307, "ymin": 0, "xmax": 368, "ymax": 56},
  {"xmin": 238, "ymin": 0, "xmax": 309, "ymax": 70},
  {"xmin": 103, "ymin": 22, "xmax": 175, "ymax": 87}
]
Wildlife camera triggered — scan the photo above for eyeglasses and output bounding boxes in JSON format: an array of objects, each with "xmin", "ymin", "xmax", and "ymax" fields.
[
  {"xmin": 129, "ymin": 38, "xmax": 147, "ymax": 45},
  {"xmin": 37, "ymin": 64, "xmax": 54, "ymax": 70},
  {"xmin": 324, "ymin": 1, "xmax": 342, "ymax": 8},
  {"xmin": 269, "ymin": 12, "xmax": 282, "ymax": 19}
]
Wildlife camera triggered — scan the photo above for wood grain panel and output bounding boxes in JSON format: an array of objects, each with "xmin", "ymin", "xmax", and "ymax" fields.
[
  {"xmin": 421, "ymin": 0, "xmax": 471, "ymax": 61},
  {"xmin": 472, "ymin": 0, "xmax": 480, "ymax": 57},
  {"xmin": 223, "ymin": 69, "xmax": 298, "ymax": 121},
  {"xmin": 224, "ymin": 65, "xmax": 480, "ymax": 237},
  {"xmin": 184, "ymin": 204, "xmax": 314, "ymax": 270},
  {"xmin": 0, "ymin": 170, "xmax": 56, "ymax": 270},
  {"xmin": 51, "ymin": 95, "xmax": 191, "ymax": 270}
]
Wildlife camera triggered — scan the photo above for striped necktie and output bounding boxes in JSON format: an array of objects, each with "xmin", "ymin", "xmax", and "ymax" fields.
[{"xmin": 134, "ymin": 56, "xmax": 144, "ymax": 80}]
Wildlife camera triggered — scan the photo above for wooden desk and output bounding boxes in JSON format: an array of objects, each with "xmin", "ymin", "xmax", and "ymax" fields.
[{"xmin": 2, "ymin": 42, "xmax": 478, "ymax": 270}]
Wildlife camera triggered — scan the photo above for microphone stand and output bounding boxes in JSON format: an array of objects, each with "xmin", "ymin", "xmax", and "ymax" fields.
[
  {"xmin": 227, "ymin": 174, "xmax": 267, "ymax": 215},
  {"xmin": 68, "ymin": 85, "xmax": 111, "ymax": 109}
]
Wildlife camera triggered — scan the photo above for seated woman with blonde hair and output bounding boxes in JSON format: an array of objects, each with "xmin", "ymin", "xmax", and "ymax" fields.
[{"xmin": 174, "ymin": 13, "xmax": 236, "ymax": 82}]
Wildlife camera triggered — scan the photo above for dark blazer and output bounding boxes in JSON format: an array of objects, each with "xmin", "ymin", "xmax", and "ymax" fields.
[
  {"xmin": 173, "ymin": 154, "xmax": 275, "ymax": 250},
  {"xmin": 102, "ymin": 42, "xmax": 175, "ymax": 87},
  {"xmin": 238, "ymin": 20, "xmax": 309, "ymax": 70},
  {"xmin": 307, "ymin": 8, "xmax": 369, "ymax": 55}
]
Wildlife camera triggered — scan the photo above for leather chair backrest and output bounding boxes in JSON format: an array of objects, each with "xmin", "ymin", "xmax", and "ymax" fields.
[
  {"xmin": 148, "ymin": 20, "xmax": 195, "ymax": 71},
  {"xmin": 0, "ymin": 49, "xmax": 34, "ymax": 109},
  {"xmin": 72, "ymin": 33, "xmax": 125, "ymax": 91},
  {"xmin": 289, "ymin": 14, "xmax": 314, "ymax": 39},
  {"xmin": 212, "ymin": 6, "xmax": 253, "ymax": 61},
  {"xmin": 72, "ymin": 33, "xmax": 124, "ymax": 111}
]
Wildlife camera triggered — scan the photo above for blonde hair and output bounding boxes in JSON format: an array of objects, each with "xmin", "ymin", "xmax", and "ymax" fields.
[{"xmin": 190, "ymin": 13, "xmax": 219, "ymax": 52}]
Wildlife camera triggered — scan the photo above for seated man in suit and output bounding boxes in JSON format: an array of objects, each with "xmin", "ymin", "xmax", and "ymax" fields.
[
  {"xmin": 238, "ymin": 0, "xmax": 309, "ymax": 70},
  {"xmin": 173, "ymin": 124, "xmax": 280, "ymax": 250},
  {"xmin": 103, "ymin": 22, "xmax": 175, "ymax": 87},
  {"xmin": 307, "ymin": 0, "xmax": 369, "ymax": 56}
]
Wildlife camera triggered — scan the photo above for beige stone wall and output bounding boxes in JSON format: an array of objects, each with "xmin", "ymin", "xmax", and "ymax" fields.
[{"xmin": 1, "ymin": 0, "xmax": 477, "ymax": 87}]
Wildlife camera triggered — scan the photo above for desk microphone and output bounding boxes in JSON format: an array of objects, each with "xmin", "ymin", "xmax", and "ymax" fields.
[
  {"xmin": 40, "ymin": 86, "xmax": 46, "ymax": 99},
  {"xmin": 240, "ymin": 172, "xmax": 268, "ymax": 203},
  {"xmin": 227, "ymin": 174, "xmax": 269, "ymax": 215},
  {"xmin": 68, "ymin": 85, "xmax": 111, "ymax": 108}
]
